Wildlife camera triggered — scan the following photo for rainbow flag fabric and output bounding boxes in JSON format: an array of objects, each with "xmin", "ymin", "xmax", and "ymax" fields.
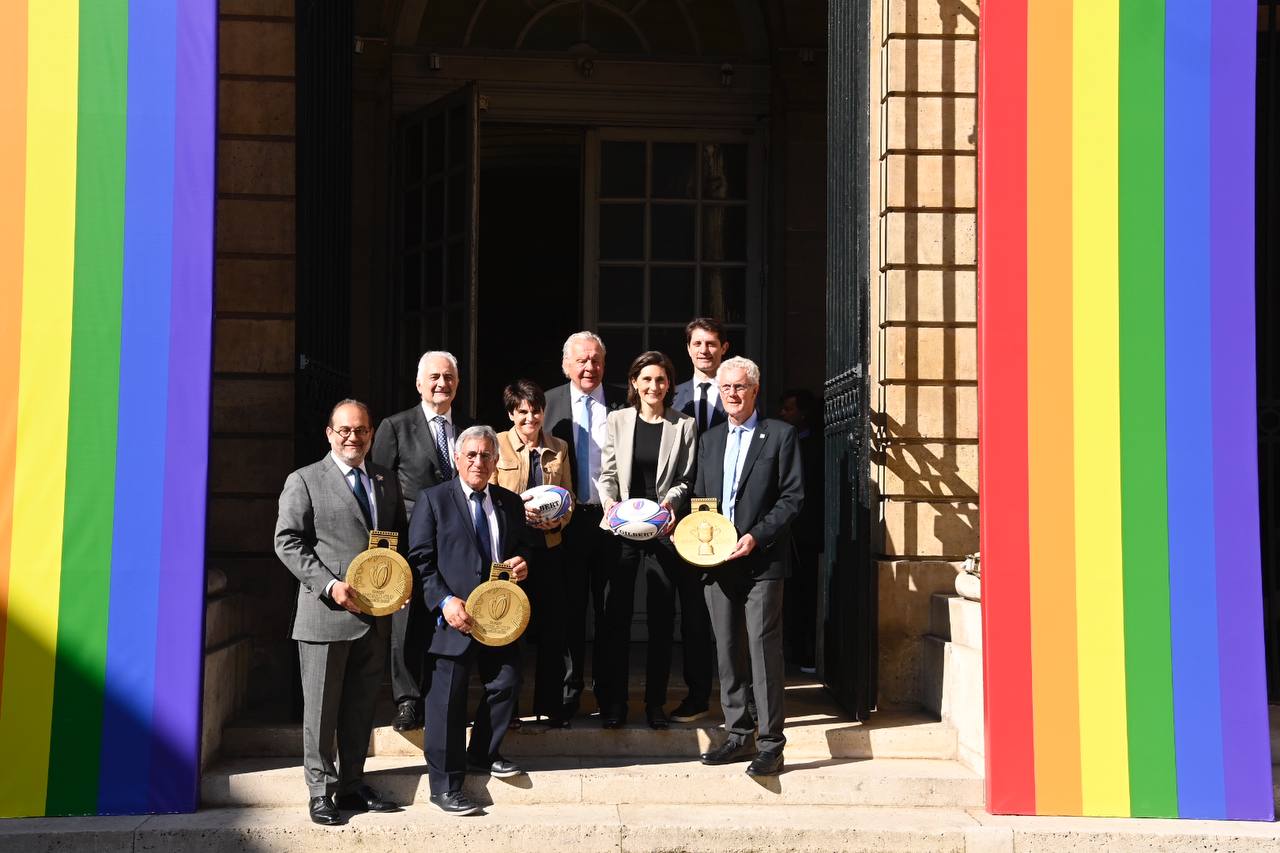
[
  {"xmin": 979, "ymin": 0, "xmax": 1272, "ymax": 819},
  {"xmin": 0, "ymin": 2, "xmax": 215, "ymax": 817}
]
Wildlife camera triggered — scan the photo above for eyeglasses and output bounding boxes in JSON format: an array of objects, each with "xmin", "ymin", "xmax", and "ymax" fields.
[
  {"xmin": 330, "ymin": 426, "xmax": 371, "ymax": 438},
  {"xmin": 719, "ymin": 384, "xmax": 753, "ymax": 395},
  {"xmin": 461, "ymin": 451, "xmax": 495, "ymax": 462}
]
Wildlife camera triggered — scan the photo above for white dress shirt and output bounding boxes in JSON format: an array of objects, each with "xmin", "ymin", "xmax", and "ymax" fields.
[
  {"xmin": 570, "ymin": 384, "xmax": 608, "ymax": 505},
  {"xmin": 694, "ymin": 375, "xmax": 721, "ymax": 419},
  {"xmin": 422, "ymin": 402, "xmax": 457, "ymax": 463},
  {"xmin": 326, "ymin": 453, "xmax": 377, "ymax": 597}
]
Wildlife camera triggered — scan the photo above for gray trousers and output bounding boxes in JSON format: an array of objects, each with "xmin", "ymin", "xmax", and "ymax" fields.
[
  {"xmin": 298, "ymin": 620, "xmax": 387, "ymax": 797},
  {"xmin": 705, "ymin": 575, "xmax": 786, "ymax": 753}
]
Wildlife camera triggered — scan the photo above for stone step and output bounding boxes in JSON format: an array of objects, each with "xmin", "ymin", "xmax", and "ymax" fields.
[
  {"xmin": 7, "ymin": 804, "xmax": 1280, "ymax": 852},
  {"xmin": 221, "ymin": 706, "xmax": 956, "ymax": 761},
  {"xmin": 928, "ymin": 592, "xmax": 982, "ymax": 649},
  {"xmin": 203, "ymin": 754, "xmax": 985, "ymax": 810}
]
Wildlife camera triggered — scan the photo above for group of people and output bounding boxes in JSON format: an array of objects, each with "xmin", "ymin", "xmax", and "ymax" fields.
[{"xmin": 274, "ymin": 318, "xmax": 809, "ymax": 822}]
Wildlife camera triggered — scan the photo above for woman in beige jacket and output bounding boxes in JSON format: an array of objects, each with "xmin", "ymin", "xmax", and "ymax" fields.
[
  {"xmin": 596, "ymin": 351, "xmax": 712, "ymax": 729},
  {"xmin": 491, "ymin": 379, "xmax": 574, "ymax": 726}
]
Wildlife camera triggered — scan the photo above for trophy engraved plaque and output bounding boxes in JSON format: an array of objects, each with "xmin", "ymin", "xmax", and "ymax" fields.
[
  {"xmin": 673, "ymin": 499, "xmax": 738, "ymax": 568},
  {"xmin": 344, "ymin": 530, "xmax": 413, "ymax": 616},
  {"xmin": 465, "ymin": 562, "xmax": 530, "ymax": 647}
]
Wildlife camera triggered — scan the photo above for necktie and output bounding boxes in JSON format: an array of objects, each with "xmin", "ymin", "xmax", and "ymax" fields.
[
  {"xmin": 576, "ymin": 395, "xmax": 592, "ymax": 498},
  {"xmin": 470, "ymin": 490, "xmax": 494, "ymax": 563},
  {"xmin": 697, "ymin": 382, "xmax": 711, "ymax": 433},
  {"xmin": 433, "ymin": 415, "xmax": 453, "ymax": 479},
  {"xmin": 528, "ymin": 448, "xmax": 543, "ymax": 489},
  {"xmin": 723, "ymin": 427, "xmax": 743, "ymax": 524},
  {"xmin": 350, "ymin": 469, "xmax": 373, "ymax": 529}
]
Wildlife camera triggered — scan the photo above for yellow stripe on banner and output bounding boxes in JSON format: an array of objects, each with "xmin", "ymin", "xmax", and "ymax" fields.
[
  {"xmin": 0, "ymin": 1, "xmax": 78, "ymax": 817},
  {"xmin": 1071, "ymin": 0, "xmax": 1129, "ymax": 816}
]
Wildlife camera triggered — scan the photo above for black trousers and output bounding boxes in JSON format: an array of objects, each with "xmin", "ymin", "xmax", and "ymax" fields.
[
  {"xmin": 525, "ymin": 543, "xmax": 568, "ymax": 717},
  {"xmin": 598, "ymin": 537, "xmax": 713, "ymax": 710},
  {"xmin": 389, "ymin": 577, "xmax": 430, "ymax": 705},
  {"xmin": 561, "ymin": 506, "xmax": 616, "ymax": 711},
  {"xmin": 423, "ymin": 641, "xmax": 521, "ymax": 795}
]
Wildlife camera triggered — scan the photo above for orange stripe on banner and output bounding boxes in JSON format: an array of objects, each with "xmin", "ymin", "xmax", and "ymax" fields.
[
  {"xmin": 0, "ymin": 0, "xmax": 28, "ymax": 700},
  {"xmin": 1026, "ymin": 0, "xmax": 1083, "ymax": 816}
]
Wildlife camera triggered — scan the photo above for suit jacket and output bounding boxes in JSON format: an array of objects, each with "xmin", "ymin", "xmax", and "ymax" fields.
[
  {"xmin": 491, "ymin": 426, "xmax": 574, "ymax": 548},
  {"xmin": 543, "ymin": 381, "xmax": 622, "ymax": 500},
  {"xmin": 370, "ymin": 404, "xmax": 474, "ymax": 518},
  {"xmin": 275, "ymin": 455, "xmax": 407, "ymax": 642},
  {"xmin": 693, "ymin": 418, "xmax": 804, "ymax": 580},
  {"xmin": 407, "ymin": 479, "xmax": 533, "ymax": 657},
  {"xmin": 597, "ymin": 406, "xmax": 696, "ymax": 527},
  {"xmin": 673, "ymin": 378, "xmax": 728, "ymax": 431}
]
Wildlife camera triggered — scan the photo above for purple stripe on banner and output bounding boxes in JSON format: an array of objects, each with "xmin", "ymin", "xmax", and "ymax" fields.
[
  {"xmin": 1209, "ymin": 0, "xmax": 1274, "ymax": 821},
  {"xmin": 148, "ymin": 0, "xmax": 216, "ymax": 813},
  {"xmin": 1163, "ymin": 0, "xmax": 1224, "ymax": 820},
  {"xmin": 98, "ymin": 0, "xmax": 177, "ymax": 815}
]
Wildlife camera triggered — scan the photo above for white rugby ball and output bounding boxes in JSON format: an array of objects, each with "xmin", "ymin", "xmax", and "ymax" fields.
[
  {"xmin": 520, "ymin": 484, "xmax": 574, "ymax": 523},
  {"xmin": 606, "ymin": 498, "xmax": 672, "ymax": 541}
]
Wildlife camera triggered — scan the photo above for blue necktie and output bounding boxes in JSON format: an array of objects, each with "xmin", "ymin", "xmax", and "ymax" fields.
[
  {"xmin": 576, "ymin": 395, "xmax": 592, "ymax": 499},
  {"xmin": 350, "ymin": 469, "xmax": 373, "ymax": 529},
  {"xmin": 723, "ymin": 427, "xmax": 743, "ymax": 524},
  {"xmin": 470, "ymin": 490, "xmax": 494, "ymax": 563},
  {"xmin": 433, "ymin": 415, "xmax": 454, "ymax": 480}
]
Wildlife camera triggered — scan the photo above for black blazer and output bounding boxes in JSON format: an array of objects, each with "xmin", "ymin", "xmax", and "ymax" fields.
[
  {"xmin": 693, "ymin": 417, "xmax": 804, "ymax": 580},
  {"xmin": 407, "ymin": 479, "xmax": 532, "ymax": 657},
  {"xmin": 543, "ymin": 381, "xmax": 622, "ymax": 498},
  {"xmin": 370, "ymin": 404, "xmax": 474, "ymax": 518}
]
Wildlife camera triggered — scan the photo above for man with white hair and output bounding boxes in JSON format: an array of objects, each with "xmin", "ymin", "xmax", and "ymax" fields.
[
  {"xmin": 370, "ymin": 350, "xmax": 474, "ymax": 731},
  {"xmin": 543, "ymin": 331, "xmax": 621, "ymax": 723}
]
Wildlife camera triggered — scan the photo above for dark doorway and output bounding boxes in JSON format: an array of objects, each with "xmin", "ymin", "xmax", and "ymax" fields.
[{"xmin": 476, "ymin": 124, "xmax": 583, "ymax": 425}]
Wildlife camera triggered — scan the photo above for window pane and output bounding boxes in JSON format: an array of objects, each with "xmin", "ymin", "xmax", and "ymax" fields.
[
  {"xmin": 600, "ymin": 326, "xmax": 644, "ymax": 389},
  {"xmin": 448, "ymin": 171, "xmax": 465, "ymax": 237},
  {"xmin": 600, "ymin": 203, "xmax": 644, "ymax": 260},
  {"xmin": 425, "ymin": 247, "xmax": 444, "ymax": 307},
  {"xmin": 403, "ymin": 188, "xmax": 422, "ymax": 248},
  {"xmin": 598, "ymin": 266, "xmax": 644, "ymax": 323},
  {"xmin": 402, "ymin": 253, "xmax": 421, "ymax": 311},
  {"xmin": 652, "ymin": 142, "xmax": 696, "ymax": 199},
  {"xmin": 426, "ymin": 180, "xmax": 444, "ymax": 241},
  {"xmin": 702, "ymin": 143, "xmax": 748, "ymax": 200},
  {"xmin": 403, "ymin": 123, "xmax": 423, "ymax": 184},
  {"xmin": 649, "ymin": 266, "xmax": 695, "ymax": 323},
  {"xmin": 701, "ymin": 266, "xmax": 747, "ymax": 324},
  {"xmin": 448, "ymin": 104, "xmax": 467, "ymax": 169},
  {"xmin": 651, "ymin": 204, "xmax": 695, "ymax": 261},
  {"xmin": 701, "ymin": 204, "xmax": 746, "ymax": 262},
  {"xmin": 601, "ymin": 141, "xmax": 645, "ymax": 198},
  {"xmin": 447, "ymin": 239, "xmax": 465, "ymax": 302},
  {"xmin": 426, "ymin": 114, "xmax": 444, "ymax": 175},
  {"xmin": 648, "ymin": 326, "xmax": 688, "ymax": 376}
]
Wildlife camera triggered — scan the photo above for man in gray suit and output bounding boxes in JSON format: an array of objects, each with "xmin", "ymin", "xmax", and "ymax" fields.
[
  {"xmin": 370, "ymin": 351, "xmax": 474, "ymax": 731},
  {"xmin": 275, "ymin": 399, "xmax": 406, "ymax": 825},
  {"xmin": 693, "ymin": 358, "xmax": 803, "ymax": 777},
  {"xmin": 672, "ymin": 317, "xmax": 731, "ymax": 434}
]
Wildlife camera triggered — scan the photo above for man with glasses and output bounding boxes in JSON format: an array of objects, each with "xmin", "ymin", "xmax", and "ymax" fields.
[
  {"xmin": 693, "ymin": 358, "xmax": 804, "ymax": 777},
  {"xmin": 275, "ymin": 400, "xmax": 407, "ymax": 824},
  {"xmin": 371, "ymin": 351, "xmax": 474, "ymax": 731},
  {"xmin": 408, "ymin": 425, "xmax": 532, "ymax": 816}
]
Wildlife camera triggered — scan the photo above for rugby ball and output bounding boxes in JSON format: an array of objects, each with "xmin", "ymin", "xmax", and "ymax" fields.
[
  {"xmin": 520, "ymin": 484, "xmax": 574, "ymax": 523},
  {"xmin": 606, "ymin": 498, "xmax": 672, "ymax": 541}
]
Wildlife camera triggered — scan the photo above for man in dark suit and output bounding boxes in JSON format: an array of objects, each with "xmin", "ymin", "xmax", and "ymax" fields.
[
  {"xmin": 672, "ymin": 317, "xmax": 730, "ymax": 434},
  {"xmin": 370, "ymin": 350, "xmax": 474, "ymax": 731},
  {"xmin": 542, "ymin": 331, "xmax": 621, "ymax": 721},
  {"xmin": 694, "ymin": 358, "xmax": 804, "ymax": 777},
  {"xmin": 274, "ymin": 399, "xmax": 406, "ymax": 825},
  {"xmin": 408, "ymin": 425, "xmax": 533, "ymax": 816}
]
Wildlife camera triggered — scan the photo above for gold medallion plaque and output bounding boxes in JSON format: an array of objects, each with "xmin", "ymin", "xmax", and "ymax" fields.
[
  {"xmin": 465, "ymin": 563, "xmax": 530, "ymax": 647},
  {"xmin": 345, "ymin": 530, "xmax": 413, "ymax": 616},
  {"xmin": 673, "ymin": 499, "xmax": 738, "ymax": 568}
]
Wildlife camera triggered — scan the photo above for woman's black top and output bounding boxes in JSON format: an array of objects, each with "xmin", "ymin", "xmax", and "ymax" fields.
[{"xmin": 630, "ymin": 417, "xmax": 663, "ymax": 501}]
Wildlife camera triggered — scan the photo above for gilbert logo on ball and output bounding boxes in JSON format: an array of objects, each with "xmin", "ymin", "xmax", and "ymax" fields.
[
  {"xmin": 607, "ymin": 498, "xmax": 671, "ymax": 541},
  {"xmin": 520, "ymin": 484, "xmax": 574, "ymax": 523}
]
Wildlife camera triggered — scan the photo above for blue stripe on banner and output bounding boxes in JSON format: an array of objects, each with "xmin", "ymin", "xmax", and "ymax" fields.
[
  {"xmin": 1162, "ymin": 0, "xmax": 1224, "ymax": 821},
  {"xmin": 98, "ymin": 0, "xmax": 177, "ymax": 815}
]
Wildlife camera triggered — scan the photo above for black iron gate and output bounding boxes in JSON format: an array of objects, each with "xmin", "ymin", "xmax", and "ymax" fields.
[
  {"xmin": 823, "ymin": 0, "xmax": 876, "ymax": 720},
  {"xmin": 1257, "ymin": 1, "xmax": 1280, "ymax": 702}
]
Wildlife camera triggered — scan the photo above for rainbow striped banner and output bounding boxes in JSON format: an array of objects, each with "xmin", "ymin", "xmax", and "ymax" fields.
[
  {"xmin": 0, "ymin": 1, "xmax": 215, "ymax": 817},
  {"xmin": 979, "ymin": 0, "xmax": 1273, "ymax": 820}
]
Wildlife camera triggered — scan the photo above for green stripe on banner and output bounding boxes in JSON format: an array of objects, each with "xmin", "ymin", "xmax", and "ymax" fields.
[
  {"xmin": 45, "ymin": 0, "xmax": 128, "ymax": 815},
  {"xmin": 1117, "ymin": 0, "xmax": 1177, "ymax": 817}
]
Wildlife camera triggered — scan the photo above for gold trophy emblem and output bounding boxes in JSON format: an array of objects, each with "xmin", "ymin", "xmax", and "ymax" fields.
[
  {"xmin": 345, "ymin": 531, "xmax": 413, "ymax": 616},
  {"xmin": 464, "ymin": 563, "xmax": 530, "ymax": 647},
  {"xmin": 673, "ymin": 499, "xmax": 738, "ymax": 568}
]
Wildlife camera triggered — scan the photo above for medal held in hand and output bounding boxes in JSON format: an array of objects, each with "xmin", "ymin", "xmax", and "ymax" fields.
[
  {"xmin": 465, "ymin": 562, "xmax": 531, "ymax": 647},
  {"xmin": 673, "ymin": 499, "xmax": 738, "ymax": 568},
  {"xmin": 345, "ymin": 530, "xmax": 413, "ymax": 616}
]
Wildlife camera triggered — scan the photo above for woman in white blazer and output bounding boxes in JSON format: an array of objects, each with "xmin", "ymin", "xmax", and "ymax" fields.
[{"xmin": 596, "ymin": 351, "xmax": 712, "ymax": 729}]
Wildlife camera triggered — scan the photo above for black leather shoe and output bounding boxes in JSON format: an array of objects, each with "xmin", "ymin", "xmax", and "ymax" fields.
[
  {"xmin": 669, "ymin": 699, "xmax": 709, "ymax": 723},
  {"xmin": 336, "ymin": 784, "xmax": 398, "ymax": 812},
  {"xmin": 309, "ymin": 795, "xmax": 343, "ymax": 825},
  {"xmin": 746, "ymin": 751, "xmax": 784, "ymax": 777},
  {"xmin": 602, "ymin": 705, "xmax": 627, "ymax": 729},
  {"xmin": 429, "ymin": 791, "xmax": 482, "ymax": 816},
  {"xmin": 540, "ymin": 711, "xmax": 571, "ymax": 729},
  {"xmin": 646, "ymin": 705, "xmax": 669, "ymax": 730},
  {"xmin": 467, "ymin": 755, "xmax": 524, "ymax": 778},
  {"xmin": 700, "ymin": 738, "xmax": 757, "ymax": 765},
  {"xmin": 391, "ymin": 699, "xmax": 420, "ymax": 732}
]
